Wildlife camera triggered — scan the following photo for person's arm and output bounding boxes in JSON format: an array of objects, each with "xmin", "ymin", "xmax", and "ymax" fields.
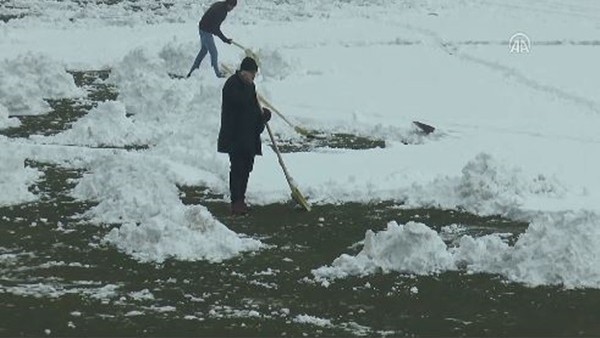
[
  {"xmin": 216, "ymin": 31, "xmax": 230, "ymax": 43},
  {"xmin": 253, "ymin": 89, "xmax": 270, "ymax": 134},
  {"xmin": 200, "ymin": 3, "xmax": 231, "ymax": 43},
  {"xmin": 214, "ymin": 6, "xmax": 231, "ymax": 43},
  {"xmin": 215, "ymin": 28, "xmax": 230, "ymax": 43}
]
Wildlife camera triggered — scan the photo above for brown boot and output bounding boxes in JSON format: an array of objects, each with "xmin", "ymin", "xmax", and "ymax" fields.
[
  {"xmin": 231, "ymin": 200, "xmax": 248, "ymax": 216},
  {"xmin": 241, "ymin": 201, "xmax": 250, "ymax": 213}
]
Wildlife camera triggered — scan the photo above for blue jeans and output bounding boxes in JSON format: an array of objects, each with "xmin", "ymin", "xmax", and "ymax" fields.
[{"xmin": 189, "ymin": 29, "xmax": 220, "ymax": 76}]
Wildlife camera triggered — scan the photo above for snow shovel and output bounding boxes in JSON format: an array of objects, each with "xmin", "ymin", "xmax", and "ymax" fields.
[
  {"xmin": 265, "ymin": 122, "xmax": 312, "ymax": 212},
  {"xmin": 413, "ymin": 121, "xmax": 435, "ymax": 134},
  {"xmin": 257, "ymin": 93, "xmax": 315, "ymax": 138},
  {"xmin": 232, "ymin": 41, "xmax": 260, "ymax": 65}
]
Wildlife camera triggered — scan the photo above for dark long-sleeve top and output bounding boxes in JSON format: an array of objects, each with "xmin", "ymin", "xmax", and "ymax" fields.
[
  {"xmin": 218, "ymin": 72, "xmax": 266, "ymax": 156},
  {"xmin": 199, "ymin": 1, "xmax": 230, "ymax": 42}
]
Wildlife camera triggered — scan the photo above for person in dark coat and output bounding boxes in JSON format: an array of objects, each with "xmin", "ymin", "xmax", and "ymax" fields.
[
  {"xmin": 187, "ymin": 0, "xmax": 237, "ymax": 78},
  {"xmin": 218, "ymin": 57, "xmax": 272, "ymax": 215}
]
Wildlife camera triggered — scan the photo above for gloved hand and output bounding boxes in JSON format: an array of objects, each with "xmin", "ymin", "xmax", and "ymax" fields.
[
  {"xmin": 224, "ymin": 38, "xmax": 233, "ymax": 44},
  {"xmin": 262, "ymin": 108, "xmax": 272, "ymax": 123}
]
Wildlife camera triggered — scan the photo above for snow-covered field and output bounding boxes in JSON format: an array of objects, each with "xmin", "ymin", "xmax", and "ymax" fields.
[{"xmin": 2, "ymin": 0, "xmax": 600, "ymax": 334}]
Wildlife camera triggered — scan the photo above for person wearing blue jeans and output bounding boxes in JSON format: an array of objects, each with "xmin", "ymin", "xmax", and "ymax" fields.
[{"xmin": 187, "ymin": 0, "xmax": 237, "ymax": 78}]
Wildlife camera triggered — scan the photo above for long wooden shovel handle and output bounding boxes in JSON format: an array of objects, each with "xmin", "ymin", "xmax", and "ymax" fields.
[
  {"xmin": 265, "ymin": 122, "xmax": 294, "ymax": 187},
  {"xmin": 258, "ymin": 94, "xmax": 313, "ymax": 137},
  {"xmin": 221, "ymin": 63, "xmax": 312, "ymax": 137},
  {"xmin": 231, "ymin": 41, "xmax": 247, "ymax": 50},
  {"xmin": 257, "ymin": 94, "xmax": 296, "ymax": 129},
  {"xmin": 231, "ymin": 41, "xmax": 260, "ymax": 64},
  {"xmin": 220, "ymin": 64, "xmax": 291, "ymax": 127},
  {"xmin": 266, "ymin": 123, "xmax": 312, "ymax": 212}
]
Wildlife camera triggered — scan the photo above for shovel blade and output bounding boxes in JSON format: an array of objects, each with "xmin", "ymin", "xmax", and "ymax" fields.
[
  {"xmin": 291, "ymin": 185, "xmax": 311, "ymax": 212},
  {"xmin": 413, "ymin": 121, "xmax": 435, "ymax": 134},
  {"xmin": 294, "ymin": 126, "xmax": 317, "ymax": 139}
]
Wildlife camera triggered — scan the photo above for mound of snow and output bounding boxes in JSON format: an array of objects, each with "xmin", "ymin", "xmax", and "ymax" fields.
[
  {"xmin": 404, "ymin": 153, "xmax": 566, "ymax": 216},
  {"xmin": 0, "ymin": 104, "xmax": 20, "ymax": 129},
  {"xmin": 0, "ymin": 53, "xmax": 84, "ymax": 116},
  {"xmin": 0, "ymin": 140, "xmax": 42, "ymax": 206},
  {"xmin": 312, "ymin": 221, "xmax": 455, "ymax": 283},
  {"xmin": 36, "ymin": 101, "xmax": 150, "ymax": 147},
  {"xmin": 72, "ymin": 156, "xmax": 263, "ymax": 263},
  {"xmin": 315, "ymin": 211, "xmax": 600, "ymax": 289}
]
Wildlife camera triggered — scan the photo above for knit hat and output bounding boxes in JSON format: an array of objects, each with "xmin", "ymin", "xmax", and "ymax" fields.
[
  {"xmin": 240, "ymin": 57, "xmax": 258, "ymax": 72},
  {"xmin": 226, "ymin": 0, "xmax": 237, "ymax": 7}
]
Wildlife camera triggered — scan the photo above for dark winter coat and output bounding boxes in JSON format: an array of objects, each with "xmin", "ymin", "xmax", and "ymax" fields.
[
  {"xmin": 199, "ymin": 1, "xmax": 230, "ymax": 43},
  {"xmin": 217, "ymin": 72, "xmax": 266, "ymax": 156}
]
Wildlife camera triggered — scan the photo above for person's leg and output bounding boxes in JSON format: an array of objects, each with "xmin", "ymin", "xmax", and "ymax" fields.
[
  {"xmin": 229, "ymin": 153, "xmax": 244, "ymax": 204},
  {"xmin": 187, "ymin": 29, "xmax": 209, "ymax": 77},
  {"xmin": 203, "ymin": 31, "xmax": 222, "ymax": 76},
  {"xmin": 239, "ymin": 155, "xmax": 255, "ymax": 206},
  {"xmin": 229, "ymin": 153, "xmax": 255, "ymax": 214}
]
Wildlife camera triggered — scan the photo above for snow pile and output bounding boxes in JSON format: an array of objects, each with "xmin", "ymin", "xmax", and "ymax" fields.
[
  {"xmin": 35, "ymin": 101, "xmax": 149, "ymax": 147},
  {"xmin": 312, "ymin": 221, "xmax": 455, "ymax": 283},
  {"xmin": 157, "ymin": 40, "xmax": 197, "ymax": 79},
  {"xmin": 109, "ymin": 47, "xmax": 222, "ymax": 145},
  {"xmin": 0, "ymin": 104, "xmax": 20, "ymax": 129},
  {"xmin": 0, "ymin": 53, "xmax": 84, "ymax": 116},
  {"xmin": 110, "ymin": 47, "xmax": 182, "ymax": 119},
  {"xmin": 255, "ymin": 48, "xmax": 294, "ymax": 80},
  {"xmin": 450, "ymin": 233, "xmax": 512, "ymax": 272},
  {"xmin": 72, "ymin": 156, "xmax": 263, "ymax": 263},
  {"xmin": 404, "ymin": 153, "xmax": 566, "ymax": 217},
  {"xmin": 108, "ymin": 46, "xmax": 229, "ymax": 185},
  {"xmin": 0, "ymin": 140, "xmax": 42, "ymax": 206},
  {"xmin": 293, "ymin": 314, "xmax": 333, "ymax": 328},
  {"xmin": 105, "ymin": 204, "xmax": 264, "ymax": 263},
  {"xmin": 71, "ymin": 156, "xmax": 180, "ymax": 224},
  {"xmin": 462, "ymin": 211, "xmax": 600, "ymax": 289},
  {"xmin": 315, "ymin": 211, "xmax": 600, "ymax": 289}
]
